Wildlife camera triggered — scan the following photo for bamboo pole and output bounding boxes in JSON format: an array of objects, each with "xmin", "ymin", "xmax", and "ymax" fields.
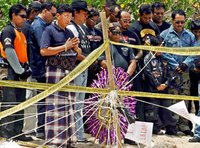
[{"xmin": 100, "ymin": 11, "xmax": 122, "ymax": 148}]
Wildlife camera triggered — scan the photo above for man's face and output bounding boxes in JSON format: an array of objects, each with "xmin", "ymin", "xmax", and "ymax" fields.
[
  {"xmin": 192, "ymin": 29, "xmax": 200, "ymax": 40},
  {"xmin": 45, "ymin": 6, "xmax": 57, "ymax": 24},
  {"xmin": 152, "ymin": 7, "xmax": 164, "ymax": 24},
  {"xmin": 86, "ymin": 15, "xmax": 99, "ymax": 28},
  {"xmin": 172, "ymin": 14, "xmax": 185, "ymax": 33},
  {"xmin": 103, "ymin": 6, "xmax": 110, "ymax": 18},
  {"xmin": 119, "ymin": 12, "xmax": 131, "ymax": 30},
  {"xmin": 58, "ymin": 12, "xmax": 72, "ymax": 28},
  {"xmin": 109, "ymin": 6, "xmax": 120, "ymax": 22},
  {"xmin": 13, "ymin": 10, "xmax": 27, "ymax": 28},
  {"xmin": 140, "ymin": 13, "xmax": 152, "ymax": 24},
  {"xmin": 29, "ymin": 9, "xmax": 40, "ymax": 22},
  {"xmin": 109, "ymin": 26, "xmax": 121, "ymax": 42},
  {"xmin": 76, "ymin": 10, "xmax": 88, "ymax": 24}
]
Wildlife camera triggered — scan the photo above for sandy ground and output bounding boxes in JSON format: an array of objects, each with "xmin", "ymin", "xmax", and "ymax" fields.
[
  {"xmin": 1, "ymin": 134, "xmax": 200, "ymax": 148},
  {"xmin": 0, "ymin": 97, "xmax": 199, "ymax": 147},
  {"xmin": 22, "ymin": 104, "xmax": 200, "ymax": 148}
]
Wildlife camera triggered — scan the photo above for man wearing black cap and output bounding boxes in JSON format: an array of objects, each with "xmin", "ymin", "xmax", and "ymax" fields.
[{"xmin": 67, "ymin": 0, "xmax": 91, "ymax": 143}]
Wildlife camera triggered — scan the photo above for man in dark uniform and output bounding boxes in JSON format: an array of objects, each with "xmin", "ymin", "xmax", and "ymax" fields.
[{"xmin": 0, "ymin": 4, "xmax": 32, "ymax": 141}]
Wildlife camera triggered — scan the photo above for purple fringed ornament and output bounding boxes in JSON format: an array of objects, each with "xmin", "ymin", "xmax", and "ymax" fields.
[{"xmin": 84, "ymin": 67, "xmax": 136, "ymax": 145}]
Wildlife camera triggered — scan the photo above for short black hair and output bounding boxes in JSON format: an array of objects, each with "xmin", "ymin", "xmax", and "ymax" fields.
[
  {"xmin": 27, "ymin": 2, "xmax": 41, "ymax": 16},
  {"xmin": 139, "ymin": 4, "xmax": 152, "ymax": 16},
  {"xmin": 190, "ymin": 20, "xmax": 200, "ymax": 30},
  {"xmin": 9, "ymin": 4, "xmax": 27, "ymax": 20},
  {"xmin": 57, "ymin": 4, "xmax": 72, "ymax": 14},
  {"xmin": 152, "ymin": 2, "xmax": 165, "ymax": 12},
  {"xmin": 40, "ymin": 2, "xmax": 56, "ymax": 11},
  {"xmin": 105, "ymin": 0, "xmax": 117, "ymax": 7},
  {"xmin": 110, "ymin": 5, "xmax": 121, "ymax": 18},
  {"xmin": 88, "ymin": 8, "xmax": 99, "ymax": 19},
  {"xmin": 171, "ymin": 9, "xmax": 186, "ymax": 20}
]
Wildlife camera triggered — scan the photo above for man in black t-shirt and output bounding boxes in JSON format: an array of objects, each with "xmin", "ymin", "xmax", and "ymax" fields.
[
  {"xmin": 129, "ymin": 4, "xmax": 161, "ymax": 123},
  {"xmin": 130, "ymin": 4, "xmax": 160, "ymax": 45},
  {"xmin": 82, "ymin": 8, "xmax": 103, "ymax": 87},
  {"xmin": 99, "ymin": 22, "xmax": 136, "ymax": 79},
  {"xmin": 119, "ymin": 11, "xmax": 142, "ymax": 61},
  {"xmin": 152, "ymin": 2, "xmax": 170, "ymax": 33},
  {"xmin": 67, "ymin": 0, "xmax": 91, "ymax": 142}
]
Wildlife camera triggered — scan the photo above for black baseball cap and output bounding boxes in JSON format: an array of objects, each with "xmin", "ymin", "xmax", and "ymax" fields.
[{"xmin": 71, "ymin": 0, "xmax": 88, "ymax": 12}]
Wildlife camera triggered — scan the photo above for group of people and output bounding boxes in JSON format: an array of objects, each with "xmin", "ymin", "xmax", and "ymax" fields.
[{"xmin": 0, "ymin": 0, "xmax": 200, "ymax": 147}]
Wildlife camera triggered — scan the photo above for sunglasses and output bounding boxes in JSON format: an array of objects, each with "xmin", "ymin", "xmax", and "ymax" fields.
[
  {"xmin": 175, "ymin": 21, "xmax": 185, "ymax": 24},
  {"xmin": 110, "ymin": 30, "xmax": 121, "ymax": 35},
  {"xmin": 18, "ymin": 14, "xmax": 27, "ymax": 19},
  {"xmin": 121, "ymin": 19, "xmax": 131, "ymax": 24}
]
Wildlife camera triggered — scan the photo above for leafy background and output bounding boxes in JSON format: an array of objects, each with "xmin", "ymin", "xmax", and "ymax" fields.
[{"xmin": 0, "ymin": 0, "xmax": 199, "ymax": 30}]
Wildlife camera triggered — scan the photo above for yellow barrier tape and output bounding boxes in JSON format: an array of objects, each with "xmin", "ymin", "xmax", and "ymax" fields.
[
  {"xmin": 1, "ymin": 39, "xmax": 200, "ymax": 119},
  {"xmin": 110, "ymin": 41, "xmax": 200, "ymax": 55},
  {"xmin": 118, "ymin": 90, "xmax": 200, "ymax": 101},
  {"xmin": 0, "ymin": 41, "xmax": 109, "ymax": 119},
  {"xmin": 0, "ymin": 80, "xmax": 200, "ymax": 101},
  {"xmin": 0, "ymin": 80, "xmax": 109, "ymax": 95}
]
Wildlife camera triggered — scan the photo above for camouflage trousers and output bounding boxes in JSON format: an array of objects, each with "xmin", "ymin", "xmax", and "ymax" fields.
[{"xmin": 168, "ymin": 72, "xmax": 191, "ymax": 132}]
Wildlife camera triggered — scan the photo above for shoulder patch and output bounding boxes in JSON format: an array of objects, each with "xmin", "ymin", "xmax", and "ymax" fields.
[{"xmin": 4, "ymin": 38, "xmax": 11, "ymax": 45}]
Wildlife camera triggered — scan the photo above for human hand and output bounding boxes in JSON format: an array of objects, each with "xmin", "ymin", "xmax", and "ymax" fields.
[
  {"xmin": 178, "ymin": 63, "xmax": 188, "ymax": 72},
  {"xmin": 64, "ymin": 37, "xmax": 80, "ymax": 50},
  {"xmin": 156, "ymin": 84, "xmax": 167, "ymax": 91},
  {"xmin": 73, "ymin": 46, "xmax": 82, "ymax": 55},
  {"xmin": 18, "ymin": 63, "xmax": 32, "ymax": 80}
]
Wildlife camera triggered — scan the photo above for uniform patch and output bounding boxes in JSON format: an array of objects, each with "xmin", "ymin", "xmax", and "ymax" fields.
[{"xmin": 4, "ymin": 38, "xmax": 11, "ymax": 45}]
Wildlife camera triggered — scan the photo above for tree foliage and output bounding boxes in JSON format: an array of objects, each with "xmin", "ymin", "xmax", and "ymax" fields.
[{"xmin": 0, "ymin": 0, "xmax": 199, "ymax": 30}]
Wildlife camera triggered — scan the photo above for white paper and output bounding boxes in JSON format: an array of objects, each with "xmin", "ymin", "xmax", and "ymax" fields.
[
  {"xmin": 125, "ymin": 123, "xmax": 135, "ymax": 141},
  {"xmin": 189, "ymin": 113, "xmax": 200, "ymax": 125},
  {"xmin": 125, "ymin": 121, "xmax": 153, "ymax": 147},
  {"xmin": 168, "ymin": 101, "xmax": 191, "ymax": 120},
  {"xmin": 0, "ymin": 141, "xmax": 21, "ymax": 148}
]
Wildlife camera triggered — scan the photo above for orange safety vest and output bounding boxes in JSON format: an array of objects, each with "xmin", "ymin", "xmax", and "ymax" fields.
[{"xmin": 0, "ymin": 28, "xmax": 28, "ymax": 63}]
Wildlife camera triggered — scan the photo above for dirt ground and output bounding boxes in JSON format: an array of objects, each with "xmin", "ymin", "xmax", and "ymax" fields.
[
  {"xmin": 1, "ymin": 134, "xmax": 200, "ymax": 148},
  {"xmin": 32, "ymin": 134, "xmax": 200, "ymax": 148},
  {"xmin": 0, "ymin": 101, "xmax": 200, "ymax": 148}
]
